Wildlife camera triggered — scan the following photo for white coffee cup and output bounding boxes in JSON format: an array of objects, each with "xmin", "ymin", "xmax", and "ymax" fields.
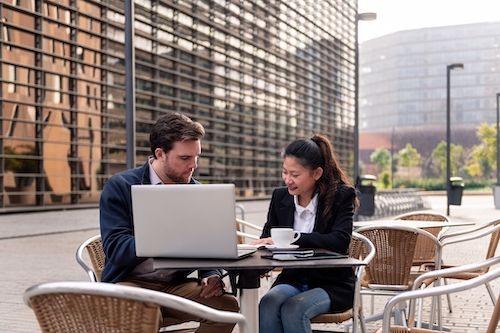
[{"xmin": 271, "ymin": 228, "xmax": 301, "ymax": 248}]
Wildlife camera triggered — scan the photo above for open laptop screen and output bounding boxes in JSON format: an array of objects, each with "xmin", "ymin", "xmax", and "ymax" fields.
[{"xmin": 131, "ymin": 183, "xmax": 251, "ymax": 259}]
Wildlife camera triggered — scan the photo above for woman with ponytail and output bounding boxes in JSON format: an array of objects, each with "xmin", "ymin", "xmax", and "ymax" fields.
[{"xmin": 251, "ymin": 134, "xmax": 358, "ymax": 333}]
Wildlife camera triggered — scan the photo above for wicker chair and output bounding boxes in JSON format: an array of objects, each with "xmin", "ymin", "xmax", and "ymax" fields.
[
  {"xmin": 76, "ymin": 234, "xmax": 104, "ymax": 282},
  {"xmin": 354, "ymin": 225, "xmax": 441, "ymax": 327},
  {"xmin": 391, "ymin": 211, "xmax": 450, "ymax": 269},
  {"xmin": 310, "ymin": 231, "xmax": 376, "ymax": 333},
  {"xmin": 427, "ymin": 219, "xmax": 500, "ymax": 312},
  {"xmin": 374, "ymin": 256, "xmax": 500, "ymax": 333},
  {"xmin": 236, "ymin": 218, "xmax": 262, "ymax": 244},
  {"xmin": 23, "ymin": 281, "xmax": 246, "ymax": 333},
  {"xmin": 75, "ymin": 235, "xmax": 199, "ymax": 332}
]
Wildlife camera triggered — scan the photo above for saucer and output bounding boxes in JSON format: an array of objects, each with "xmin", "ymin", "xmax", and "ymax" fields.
[{"xmin": 265, "ymin": 244, "xmax": 299, "ymax": 250}]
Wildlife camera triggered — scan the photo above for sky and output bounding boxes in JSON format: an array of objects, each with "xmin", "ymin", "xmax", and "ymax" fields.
[{"xmin": 358, "ymin": 0, "xmax": 500, "ymax": 43}]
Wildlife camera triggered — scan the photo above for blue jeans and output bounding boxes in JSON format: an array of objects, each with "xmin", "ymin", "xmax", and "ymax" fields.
[{"xmin": 259, "ymin": 283, "xmax": 331, "ymax": 333}]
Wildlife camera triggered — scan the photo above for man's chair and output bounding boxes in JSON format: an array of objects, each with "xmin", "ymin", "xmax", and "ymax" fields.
[
  {"xmin": 354, "ymin": 225, "xmax": 441, "ymax": 327},
  {"xmin": 374, "ymin": 256, "xmax": 500, "ymax": 333},
  {"xmin": 23, "ymin": 281, "xmax": 246, "ymax": 333},
  {"xmin": 76, "ymin": 234, "xmax": 104, "ymax": 282},
  {"xmin": 236, "ymin": 218, "xmax": 262, "ymax": 243},
  {"xmin": 310, "ymin": 231, "xmax": 376, "ymax": 333},
  {"xmin": 75, "ymin": 235, "xmax": 199, "ymax": 332}
]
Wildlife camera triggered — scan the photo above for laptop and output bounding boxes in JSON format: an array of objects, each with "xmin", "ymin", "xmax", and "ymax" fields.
[{"xmin": 131, "ymin": 183, "xmax": 257, "ymax": 259}]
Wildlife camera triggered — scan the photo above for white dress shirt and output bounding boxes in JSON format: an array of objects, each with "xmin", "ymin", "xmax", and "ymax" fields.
[{"xmin": 293, "ymin": 193, "xmax": 318, "ymax": 233}]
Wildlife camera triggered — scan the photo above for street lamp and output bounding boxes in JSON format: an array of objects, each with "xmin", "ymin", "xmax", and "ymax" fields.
[
  {"xmin": 495, "ymin": 93, "xmax": 500, "ymax": 209},
  {"xmin": 353, "ymin": 12, "xmax": 377, "ymax": 186},
  {"xmin": 446, "ymin": 63, "xmax": 464, "ymax": 216},
  {"xmin": 497, "ymin": 93, "xmax": 500, "ymax": 185}
]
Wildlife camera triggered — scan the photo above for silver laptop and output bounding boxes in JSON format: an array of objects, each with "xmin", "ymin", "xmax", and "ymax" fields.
[{"xmin": 131, "ymin": 183, "xmax": 256, "ymax": 259}]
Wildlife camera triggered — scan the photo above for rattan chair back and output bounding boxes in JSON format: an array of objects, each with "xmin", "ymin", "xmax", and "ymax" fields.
[
  {"xmin": 75, "ymin": 236, "xmax": 198, "ymax": 332},
  {"xmin": 357, "ymin": 226, "xmax": 420, "ymax": 289},
  {"xmin": 24, "ymin": 282, "xmax": 246, "ymax": 333},
  {"xmin": 392, "ymin": 211, "xmax": 449, "ymax": 267},
  {"xmin": 87, "ymin": 236, "xmax": 105, "ymax": 281},
  {"xmin": 28, "ymin": 288, "xmax": 161, "ymax": 333},
  {"xmin": 76, "ymin": 234, "xmax": 105, "ymax": 282}
]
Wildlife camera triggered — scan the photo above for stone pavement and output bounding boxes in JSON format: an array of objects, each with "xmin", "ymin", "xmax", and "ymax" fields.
[{"xmin": 1, "ymin": 193, "xmax": 499, "ymax": 332}]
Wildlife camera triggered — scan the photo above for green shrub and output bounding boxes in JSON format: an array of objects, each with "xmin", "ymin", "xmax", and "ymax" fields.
[
  {"xmin": 379, "ymin": 170, "xmax": 391, "ymax": 189},
  {"xmin": 393, "ymin": 178, "xmax": 492, "ymax": 191}
]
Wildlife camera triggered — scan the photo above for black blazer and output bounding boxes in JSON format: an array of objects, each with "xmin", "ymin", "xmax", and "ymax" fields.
[{"xmin": 261, "ymin": 184, "xmax": 356, "ymax": 313}]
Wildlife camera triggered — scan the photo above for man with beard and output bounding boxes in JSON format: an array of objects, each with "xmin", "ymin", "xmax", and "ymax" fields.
[{"xmin": 99, "ymin": 112, "xmax": 239, "ymax": 333}]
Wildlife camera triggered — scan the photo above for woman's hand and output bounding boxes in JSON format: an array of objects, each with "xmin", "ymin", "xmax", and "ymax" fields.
[{"xmin": 249, "ymin": 237, "xmax": 274, "ymax": 246}]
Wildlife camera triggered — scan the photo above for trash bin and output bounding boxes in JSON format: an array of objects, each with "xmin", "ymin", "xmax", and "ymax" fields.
[
  {"xmin": 357, "ymin": 174, "xmax": 377, "ymax": 216},
  {"xmin": 449, "ymin": 177, "xmax": 464, "ymax": 206}
]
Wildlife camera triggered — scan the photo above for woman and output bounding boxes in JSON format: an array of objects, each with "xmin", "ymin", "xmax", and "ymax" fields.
[{"xmin": 251, "ymin": 134, "xmax": 358, "ymax": 333}]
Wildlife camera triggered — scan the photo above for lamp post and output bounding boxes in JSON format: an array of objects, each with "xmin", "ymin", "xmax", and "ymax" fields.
[
  {"xmin": 494, "ymin": 93, "xmax": 500, "ymax": 209},
  {"xmin": 353, "ymin": 12, "xmax": 377, "ymax": 186},
  {"xmin": 446, "ymin": 63, "xmax": 464, "ymax": 216},
  {"xmin": 497, "ymin": 93, "xmax": 500, "ymax": 186}
]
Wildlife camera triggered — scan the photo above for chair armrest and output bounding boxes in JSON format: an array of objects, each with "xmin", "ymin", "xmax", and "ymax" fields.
[
  {"xmin": 380, "ymin": 257, "xmax": 500, "ymax": 333},
  {"xmin": 236, "ymin": 218, "xmax": 263, "ymax": 232},
  {"xmin": 440, "ymin": 223, "xmax": 500, "ymax": 247},
  {"xmin": 411, "ymin": 256, "xmax": 500, "ymax": 290},
  {"xmin": 439, "ymin": 219, "xmax": 500, "ymax": 241},
  {"xmin": 236, "ymin": 219, "xmax": 263, "ymax": 243}
]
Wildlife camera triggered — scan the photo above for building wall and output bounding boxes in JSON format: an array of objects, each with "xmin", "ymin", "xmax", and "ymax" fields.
[
  {"xmin": 359, "ymin": 22, "xmax": 500, "ymax": 165},
  {"xmin": 0, "ymin": 0, "xmax": 357, "ymax": 211}
]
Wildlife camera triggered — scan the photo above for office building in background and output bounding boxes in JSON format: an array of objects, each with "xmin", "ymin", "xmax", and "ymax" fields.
[{"xmin": 359, "ymin": 21, "xmax": 500, "ymax": 173}]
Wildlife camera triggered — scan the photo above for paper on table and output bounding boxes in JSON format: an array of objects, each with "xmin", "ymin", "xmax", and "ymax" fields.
[{"xmin": 237, "ymin": 244, "xmax": 265, "ymax": 250}]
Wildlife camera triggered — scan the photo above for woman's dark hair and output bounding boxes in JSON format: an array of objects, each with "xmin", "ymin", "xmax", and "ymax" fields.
[
  {"xmin": 150, "ymin": 112, "xmax": 205, "ymax": 157},
  {"xmin": 283, "ymin": 134, "xmax": 358, "ymax": 222}
]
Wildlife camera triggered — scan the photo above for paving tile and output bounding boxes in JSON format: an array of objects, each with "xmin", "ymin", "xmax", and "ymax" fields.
[{"xmin": 2, "ymin": 194, "xmax": 499, "ymax": 332}]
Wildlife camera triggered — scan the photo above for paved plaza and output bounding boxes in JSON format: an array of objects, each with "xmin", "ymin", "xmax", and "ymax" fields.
[{"xmin": 0, "ymin": 192, "xmax": 499, "ymax": 332}]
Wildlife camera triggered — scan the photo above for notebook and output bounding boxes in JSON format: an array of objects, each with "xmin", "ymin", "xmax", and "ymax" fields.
[{"xmin": 131, "ymin": 183, "xmax": 257, "ymax": 259}]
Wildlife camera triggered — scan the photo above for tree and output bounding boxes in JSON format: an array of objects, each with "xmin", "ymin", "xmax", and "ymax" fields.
[
  {"xmin": 370, "ymin": 147, "xmax": 391, "ymax": 174},
  {"xmin": 431, "ymin": 141, "xmax": 465, "ymax": 179},
  {"xmin": 379, "ymin": 170, "xmax": 391, "ymax": 189},
  {"xmin": 465, "ymin": 162, "xmax": 482, "ymax": 179},
  {"xmin": 471, "ymin": 122, "xmax": 496, "ymax": 180},
  {"xmin": 398, "ymin": 143, "xmax": 422, "ymax": 179}
]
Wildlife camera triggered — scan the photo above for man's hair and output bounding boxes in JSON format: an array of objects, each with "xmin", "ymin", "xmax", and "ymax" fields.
[{"xmin": 150, "ymin": 112, "xmax": 205, "ymax": 157}]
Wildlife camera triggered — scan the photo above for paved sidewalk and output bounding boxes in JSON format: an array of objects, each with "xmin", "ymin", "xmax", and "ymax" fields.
[{"xmin": 1, "ymin": 193, "xmax": 499, "ymax": 332}]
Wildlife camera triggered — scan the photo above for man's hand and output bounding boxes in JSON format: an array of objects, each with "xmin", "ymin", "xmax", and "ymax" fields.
[{"xmin": 200, "ymin": 275, "xmax": 225, "ymax": 298}]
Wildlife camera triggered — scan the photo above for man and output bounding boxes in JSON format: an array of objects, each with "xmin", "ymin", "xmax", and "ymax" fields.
[{"xmin": 100, "ymin": 112, "xmax": 238, "ymax": 333}]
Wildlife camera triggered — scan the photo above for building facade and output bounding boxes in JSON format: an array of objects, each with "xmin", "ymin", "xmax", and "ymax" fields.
[
  {"xmin": 359, "ymin": 22, "xmax": 500, "ymax": 171},
  {"xmin": 0, "ymin": 0, "xmax": 358, "ymax": 212}
]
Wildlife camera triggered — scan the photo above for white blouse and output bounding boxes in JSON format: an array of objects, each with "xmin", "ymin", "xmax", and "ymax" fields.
[{"xmin": 293, "ymin": 193, "xmax": 318, "ymax": 233}]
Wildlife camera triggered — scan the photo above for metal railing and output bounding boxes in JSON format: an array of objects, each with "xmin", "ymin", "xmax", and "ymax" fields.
[{"xmin": 357, "ymin": 189, "xmax": 432, "ymax": 221}]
